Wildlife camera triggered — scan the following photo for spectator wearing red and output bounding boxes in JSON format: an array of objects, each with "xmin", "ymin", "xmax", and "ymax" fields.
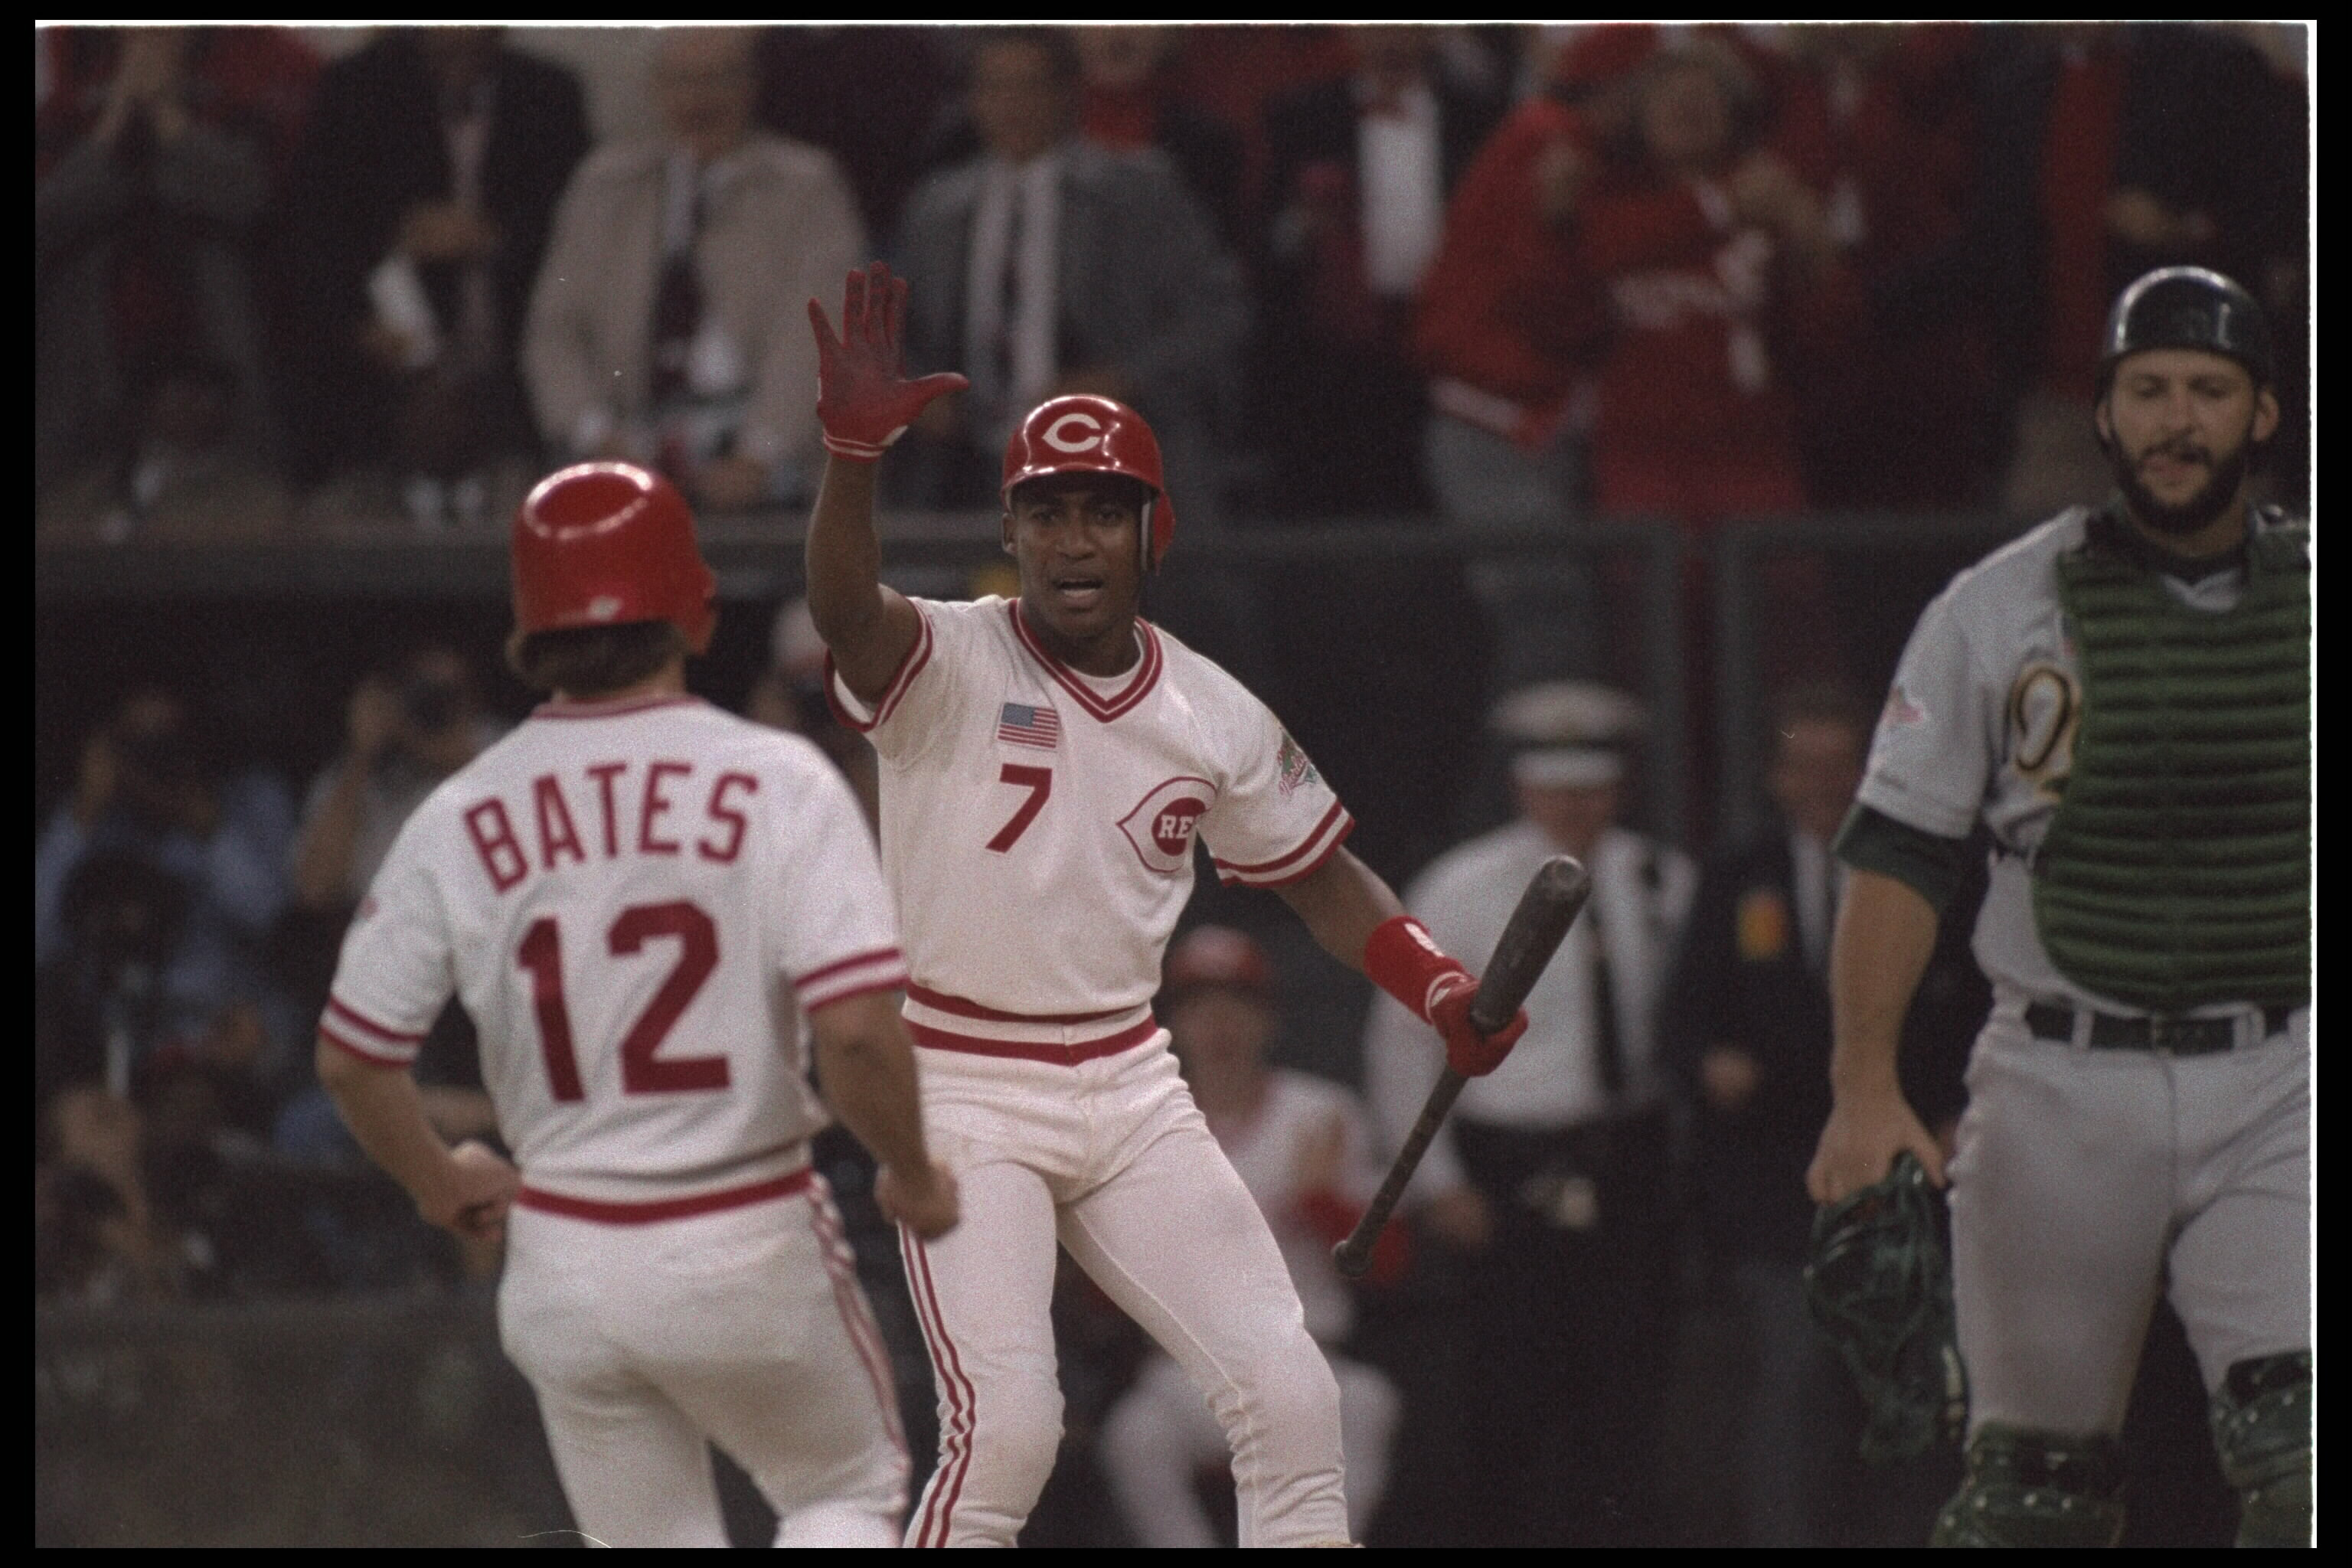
[
  {"xmin": 1763, "ymin": 24, "xmax": 1988, "ymax": 511},
  {"xmin": 1073, "ymin": 27, "xmax": 1247, "ymax": 252},
  {"xmin": 1161, "ymin": 24, "xmax": 1354, "ymax": 210},
  {"xmin": 35, "ymin": 27, "xmax": 318, "ymax": 510},
  {"xmin": 1875, "ymin": 24, "xmax": 2306, "ymax": 518},
  {"xmin": 1409, "ymin": 24, "xmax": 1641, "ymax": 689},
  {"xmin": 1573, "ymin": 34, "xmax": 1856, "ymax": 525}
]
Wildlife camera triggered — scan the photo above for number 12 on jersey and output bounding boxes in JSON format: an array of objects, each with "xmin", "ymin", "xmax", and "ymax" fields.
[{"xmin": 517, "ymin": 901, "xmax": 729, "ymax": 1100}]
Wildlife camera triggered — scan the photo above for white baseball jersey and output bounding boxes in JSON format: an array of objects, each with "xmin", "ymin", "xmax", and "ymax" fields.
[
  {"xmin": 1857, "ymin": 505, "xmax": 2296, "ymax": 1018},
  {"xmin": 321, "ymin": 694, "xmax": 907, "ymax": 1214},
  {"xmin": 831, "ymin": 596, "xmax": 1352, "ymax": 1058},
  {"xmin": 1211, "ymin": 1070, "xmax": 1385, "ymax": 1345},
  {"xmin": 1364, "ymin": 822, "xmax": 1695, "ymax": 1195}
]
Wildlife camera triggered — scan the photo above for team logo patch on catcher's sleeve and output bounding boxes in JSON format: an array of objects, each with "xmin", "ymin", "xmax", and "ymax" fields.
[
  {"xmin": 1276, "ymin": 733, "xmax": 1320, "ymax": 798},
  {"xmin": 1880, "ymin": 684, "xmax": 1926, "ymax": 730},
  {"xmin": 1119, "ymin": 776, "xmax": 1216, "ymax": 873}
]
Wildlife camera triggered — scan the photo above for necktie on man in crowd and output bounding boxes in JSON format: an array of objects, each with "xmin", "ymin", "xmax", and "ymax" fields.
[
  {"xmin": 443, "ymin": 79, "xmax": 499, "ymax": 377},
  {"xmin": 1586, "ymin": 904, "xmax": 1625, "ymax": 1102},
  {"xmin": 650, "ymin": 167, "xmax": 705, "ymax": 407},
  {"xmin": 994, "ymin": 179, "xmax": 1026, "ymax": 413}
]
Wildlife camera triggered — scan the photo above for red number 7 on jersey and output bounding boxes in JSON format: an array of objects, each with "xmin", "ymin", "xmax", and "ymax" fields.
[{"xmin": 987, "ymin": 763, "xmax": 1053, "ymax": 852}]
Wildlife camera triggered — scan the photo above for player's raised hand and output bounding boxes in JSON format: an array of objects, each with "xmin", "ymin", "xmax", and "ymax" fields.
[
  {"xmin": 1429, "ymin": 973, "xmax": 1529, "ymax": 1077},
  {"xmin": 877, "ymin": 1160, "xmax": 961, "ymax": 1241},
  {"xmin": 1807, "ymin": 1089, "xmax": 1945, "ymax": 1205},
  {"xmin": 808, "ymin": 261, "xmax": 969, "ymax": 462},
  {"xmin": 423, "ymin": 1138, "xmax": 521, "ymax": 1241}
]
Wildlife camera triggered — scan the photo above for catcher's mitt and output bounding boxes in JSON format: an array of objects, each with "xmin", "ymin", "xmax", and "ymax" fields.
[{"xmin": 1804, "ymin": 1151, "xmax": 1968, "ymax": 1464}]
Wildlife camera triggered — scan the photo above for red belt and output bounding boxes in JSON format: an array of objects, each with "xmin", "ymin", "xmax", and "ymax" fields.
[
  {"xmin": 514, "ymin": 1166, "xmax": 813, "ymax": 1225},
  {"xmin": 909, "ymin": 1015, "xmax": 1160, "ymax": 1066}
]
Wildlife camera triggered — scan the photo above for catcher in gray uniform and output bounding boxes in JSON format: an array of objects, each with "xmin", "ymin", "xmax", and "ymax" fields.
[{"xmin": 1807, "ymin": 266, "xmax": 2310, "ymax": 1548}]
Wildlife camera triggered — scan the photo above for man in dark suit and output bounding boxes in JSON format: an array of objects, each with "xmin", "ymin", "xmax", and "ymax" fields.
[
  {"xmin": 283, "ymin": 28, "xmax": 588, "ymax": 510},
  {"xmin": 887, "ymin": 28, "xmax": 1246, "ymax": 514},
  {"xmin": 1256, "ymin": 26, "xmax": 1501, "ymax": 514},
  {"xmin": 1662, "ymin": 682, "xmax": 1978, "ymax": 1545}
]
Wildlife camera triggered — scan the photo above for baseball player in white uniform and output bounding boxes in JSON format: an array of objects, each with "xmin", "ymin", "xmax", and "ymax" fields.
[
  {"xmin": 802, "ymin": 263, "xmax": 1527, "ymax": 1547},
  {"xmin": 315, "ymin": 462, "xmax": 959, "ymax": 1548},
  {"xmin": 1808, "ymin": 269, "xmax": 2308, "ymax": 1547},
  {"xmin": 1101, "ymin": 926, "xmax": 1403, "ymax": 1547}
]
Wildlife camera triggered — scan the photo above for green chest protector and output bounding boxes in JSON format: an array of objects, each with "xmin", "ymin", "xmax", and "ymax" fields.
[{"xmin": 2033, "ymin": 514, "xmax": 2311, "ymax": 1013}]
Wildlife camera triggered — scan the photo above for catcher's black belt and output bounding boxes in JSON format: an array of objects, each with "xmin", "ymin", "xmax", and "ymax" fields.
[{"xmin": 2024, "ymin": 1001, "xmax": 2298, "ymax": 1055}]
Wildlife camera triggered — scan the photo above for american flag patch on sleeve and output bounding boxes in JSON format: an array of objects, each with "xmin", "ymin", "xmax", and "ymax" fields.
[{"xmin": 998, "ymin": 702, "xmax": 1061, "ymax": 750}]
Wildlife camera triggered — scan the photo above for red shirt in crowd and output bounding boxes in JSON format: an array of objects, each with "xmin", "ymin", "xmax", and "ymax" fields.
[
  {"xmin": 1410, "ymin": 93, "xmax": 1611, "ymax": 437},
  {"xmin": 1574, "ymin": 158, "xmax": 1855, "ymax": 524}
]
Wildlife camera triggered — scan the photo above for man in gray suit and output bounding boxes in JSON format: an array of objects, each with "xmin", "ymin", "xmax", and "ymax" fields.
[{"xmin": 888, "ymin": 28, "xmax": 1246, "ymax": 513}]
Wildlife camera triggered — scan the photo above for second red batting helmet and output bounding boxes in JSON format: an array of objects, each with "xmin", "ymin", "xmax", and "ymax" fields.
[
  {"xmin": 1001, "ymin": 395, "xmax": 1177, "ymax": 571},
  {"xmin": 511, "ymin": 462, "xmax": 717, "ymax": 652},
  {"xmin": 1164, "ymin": 925, "xmax": 1276, "ymax": 1001}
]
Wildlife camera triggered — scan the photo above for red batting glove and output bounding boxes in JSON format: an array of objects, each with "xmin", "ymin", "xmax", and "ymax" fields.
[
  {"xmin": 1429, "ymin": 973, "xmax": 1528, "ymax": 1077},
  {"xmin": 1363, "ymin": 915, "xmax": 1530, "ymax": 1078},
  {"xmin": 807, "ymin": 261, "xmax": 968, "ymax": 462}
]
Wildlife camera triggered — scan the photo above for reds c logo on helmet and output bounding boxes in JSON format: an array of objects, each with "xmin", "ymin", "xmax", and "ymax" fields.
[
  {"xmin": 511, "ymin": 463, "xmax": 718, "ymax": 652},
  {"xmin": 1001, "ymin": 395, "xmax": 1177, "ymax": 571}
]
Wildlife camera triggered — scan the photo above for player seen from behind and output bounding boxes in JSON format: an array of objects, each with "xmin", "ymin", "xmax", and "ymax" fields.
[
  {"xmin": 315, "ymin": 462, "xmax": 956, "ymax": 1547},
  {"xmin": 1808, "ymin": 267, "xmax": 2309, "ymax": 1546},
  {"xmin": 804, "ymin": 261, "xmax": 1528, "ymax": 1547}
]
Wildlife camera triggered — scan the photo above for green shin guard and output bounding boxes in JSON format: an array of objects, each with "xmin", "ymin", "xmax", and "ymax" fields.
[
  {"xmin": 1930, "ymin": 1424, "xmax": 2125, "ymax": 1548},
  {"xmin": 2211, "ymin": 1351, "xmax": 2311, "ymax": 1548}
]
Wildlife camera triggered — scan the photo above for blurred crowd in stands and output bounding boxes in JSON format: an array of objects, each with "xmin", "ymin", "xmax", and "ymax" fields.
[
  {"xmin": 36, "ymin": 22, "xmax": 2307, "ymax": 541},
  {"xmin": 35, "ymin": 23, "xmax": 2298, "ymax": 1547}
]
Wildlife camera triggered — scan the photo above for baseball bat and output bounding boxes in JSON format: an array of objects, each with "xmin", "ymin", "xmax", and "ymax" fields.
[{"xmin": 1334, "ymin": 855, "xmax": 1592, "ymax": 1279}]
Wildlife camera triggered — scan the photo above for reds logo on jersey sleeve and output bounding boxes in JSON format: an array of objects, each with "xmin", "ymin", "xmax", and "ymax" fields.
[
  {"xmin": 828, "ymin": 599, "xmax": 1351, "ymax": 1050},
  {"xmin": 321, "ymin": 696, "xmax": 906, "ymax": 1208}
]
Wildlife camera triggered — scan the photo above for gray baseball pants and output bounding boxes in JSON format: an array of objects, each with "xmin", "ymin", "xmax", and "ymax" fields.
[{"xmin": 1946, "ymin": 1001, "xmax": 2309, "ymax": 1437}]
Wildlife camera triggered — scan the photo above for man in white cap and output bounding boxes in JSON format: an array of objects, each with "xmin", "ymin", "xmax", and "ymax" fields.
[{"xmin": 1364, "ymin": 679, "xmax": 1695, "ymax": 1546}]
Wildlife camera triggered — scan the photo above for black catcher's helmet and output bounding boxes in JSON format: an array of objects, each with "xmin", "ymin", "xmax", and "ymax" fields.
[{"xmin": 2099, "ymin": 266, "xmax": 2275, "ymax": 393}]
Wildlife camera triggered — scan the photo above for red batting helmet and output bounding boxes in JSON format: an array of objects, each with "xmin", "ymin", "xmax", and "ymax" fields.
[
  {"xmin": 1001, "ymin": 395, "xmax": 1177, "ymax": 571},
  {"xmin": 511, "ymin": 463, "xmax": 717, "ymax": 652},
  {"xmin": 1164, "ymin": 926, "xmax": 1276, "ymax": 1001}
]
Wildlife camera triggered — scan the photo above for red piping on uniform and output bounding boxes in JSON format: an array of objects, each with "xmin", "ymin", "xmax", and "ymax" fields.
[
  {"xmin": 318, "ymin": 1021, "xmax": 411, "ymax": 1068},
  {"xmin": 903, "ymin": 1230, "xmax": 976, "ymax": 1547},
  {"xmin": 512, "ymin": 1166, "xmax": 812, "ymax": 1223},
  {"xmin": 325, "ymin": 995, "xmax": 426, "ymax": 1044},
  {"xmin": 905, "ymin": 983, "xmax": 1134, "ymax": 1027},
  {"xmin": 1212, "ymin": 803, "xmax": 1355, "ymax": 887},
  {"xmin": 798, "ymin": 951, "xmax": 910, "ymax": 1011},
  {"xmin": 803, "ymin": 974, "xmax": 911, "ymax": 1013},
  {"xmin": 530, "ymin": 694, "xmax": 706, "ymax": 720},
  {"xmin": 808, "ymin": 1185, "xmax": 909, "ymax": 1465},
  {"xmin": 908, "ymin": 1017, "xmax": 1160, "ymax": 1064},
  {"xmin": 1217, "ymin": 820, "xmax": 1353, "ymax": 889},
  {"xmin": 826, "ymin": 607, "xmax": 935, "ymax": 733},
  {"xmin": 800, "ymin": 946, "xmax": 906, "ymax": 989},
  {"xmin": 1007, "ymin": 600, "xmax": 1163, "ymax": 721}
]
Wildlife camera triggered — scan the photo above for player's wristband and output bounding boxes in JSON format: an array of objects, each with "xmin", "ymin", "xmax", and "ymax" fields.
[
  {"xmin": 1363, "ymin": 916, "xmax": 1473, "ymax": 1024},
  {"xmin": 818, "ymin": 425, "xmax": 907, "ymax": 462}
]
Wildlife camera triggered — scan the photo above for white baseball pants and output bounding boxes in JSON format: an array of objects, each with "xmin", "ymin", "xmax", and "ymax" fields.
[
  {"xmin": 1102, "ymin": 1347, "xmax": 1401, "ymax": 1547},
  {"xmin": 499, "ymin": 1180, "xmax": 907, "ymax": 1547},
  {"xmin": 900, "ymin": 1038, "xmax": 1351, "ymax": 1547},
  {"xmin": 1948, "ymin": 1006, "xmax": 2310, "ymax": 1437}
]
